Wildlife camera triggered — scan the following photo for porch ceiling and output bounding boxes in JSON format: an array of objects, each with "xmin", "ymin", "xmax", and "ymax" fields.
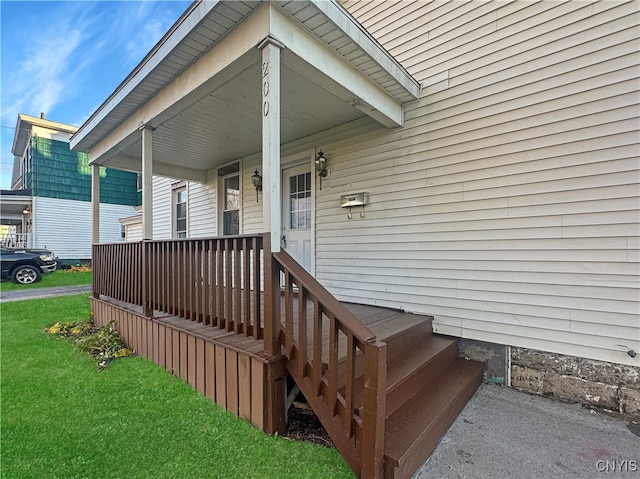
[
  {"xmin": 0, "ymin": 194, "xmax": 31, "ymax": 225},
  {"xmin": 70, "ymin": 0, "xmax": 420, "ymax": 179},
  {"xmin": 107, "ymin": 51, "xmax": 369, "ymax": 174}
]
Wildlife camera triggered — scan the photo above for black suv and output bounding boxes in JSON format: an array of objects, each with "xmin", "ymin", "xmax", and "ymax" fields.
[{"xmin": 0, "ymin": 248, "xmax": 58, "ymax": 284}]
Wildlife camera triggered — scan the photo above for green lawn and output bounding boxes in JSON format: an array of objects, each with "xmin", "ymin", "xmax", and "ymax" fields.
[
  {"xmin": 1, "ymin": 294, "xmax": 354, "ymax": 479},
  {"xmin": 0, "ymin": 270, "xmax": 92, "ymax": 291}
]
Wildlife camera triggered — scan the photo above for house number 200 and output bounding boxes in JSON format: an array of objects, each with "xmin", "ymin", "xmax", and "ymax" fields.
[{"xmin": 262, "ymin": 61, "xmax": 270, "ymax": 116}]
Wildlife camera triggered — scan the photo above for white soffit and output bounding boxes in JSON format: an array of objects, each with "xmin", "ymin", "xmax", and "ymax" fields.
[{"xmin": 70, "ymin": 0, "xmax": 419, "ymax": 154}]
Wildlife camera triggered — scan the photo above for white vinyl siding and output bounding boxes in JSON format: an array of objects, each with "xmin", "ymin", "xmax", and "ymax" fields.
[
  {"xmin": 152, "ymin": 177, "xmax": 172, "ymax": 239},
  {"xmin": 188, "ymin": 181, "xmax": 217, "ymax": 238},
  {"xmin": 32, "ymin": 196, "xmax": 136, "ymax": 259},
  {"xmin": 152, "ymin": 176, "xmax": 217, "ymax": 239},
  {"xmin": 124, "ymin": 222, "xmax": 143, "ymax": 242},
  {"xmin": 242, "ymin": 156, "xmax": 269, "ymax": 234},
  {"xmin": 324, "ymin": 0, "xmax": 640, "ymax": 366}
]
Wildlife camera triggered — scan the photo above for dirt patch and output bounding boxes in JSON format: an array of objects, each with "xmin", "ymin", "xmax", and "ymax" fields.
[{"xmin": 283, "ymin": 401, "xmax": 334, "ymax": 448}]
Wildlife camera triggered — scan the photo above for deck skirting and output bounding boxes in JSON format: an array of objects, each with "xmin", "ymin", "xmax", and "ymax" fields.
[{"xmin": 91, "ymin": 297, "xmax": 286, "ymax": 433}]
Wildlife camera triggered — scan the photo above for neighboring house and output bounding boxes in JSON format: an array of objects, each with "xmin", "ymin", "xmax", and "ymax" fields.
[
  {"xmin": 3, "ymin": 114, "xmax": 140, "ymax": 263},
  {"xmin": 71, "ymin": 2, "xmax": 639, "ymax": 477},
  {"xmin": 119, "ymin": 206, "xmax": 143, "ymax": 242}
]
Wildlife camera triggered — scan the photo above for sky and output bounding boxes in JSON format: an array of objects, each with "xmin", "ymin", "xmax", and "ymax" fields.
[{"xmin": 0, "ymin": 0, "xmax": 192, "ymax": 189}]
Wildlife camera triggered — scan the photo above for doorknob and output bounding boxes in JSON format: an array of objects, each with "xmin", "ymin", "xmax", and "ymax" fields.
[{"xmin": 281, "ymin": 234, "xmax": 286, "ymax": 247}]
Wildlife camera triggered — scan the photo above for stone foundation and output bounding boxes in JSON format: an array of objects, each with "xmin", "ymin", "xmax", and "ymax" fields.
[
  {"xmin": 458, "ymin": 339, "xmax": 507, "ymax": 385},
  {"xmin": 511, "ymin": 347, "xmax": 640, "ymax": 421}
]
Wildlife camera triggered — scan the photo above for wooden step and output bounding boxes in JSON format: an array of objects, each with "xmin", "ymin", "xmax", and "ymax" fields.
[
  {"xmin": 335, "ymin": 316, "xmax": 434, "ymax": 407},
  {"xmin": 384, "ymin": 335, "xmax": 459, "ymax": 418},
  {"xmin": 382, "ymin": 314, "xmax": 433, "ymax": 362},
  {"xmin": 347, "ymin": 334, "xmax": 459, "ymax": 419},
  {"xmin": 342, "ymin": 303, "xmax": 433, "ymax": 357},
  {"xmin": 383, "ymin": 357, "xmax": 484, "ymax": 479}
]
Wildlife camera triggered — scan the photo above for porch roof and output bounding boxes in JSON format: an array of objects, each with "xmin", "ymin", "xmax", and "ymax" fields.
[
  {"xmin": 69, "ymin": 0, "xmax": 420, "ymax": 180},
  {"xmin": 0, "ymin": 190, "xmax": 32, "ymax": 225}
]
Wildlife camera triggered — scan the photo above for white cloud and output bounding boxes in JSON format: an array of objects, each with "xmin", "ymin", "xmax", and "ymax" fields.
[
  {"xmin": 115, "ymin": 2, "xmax": 184, "ymax": 68},
  {"xmin": 1, "ymin": 5, "xmax": 89, "ymax": 124}
]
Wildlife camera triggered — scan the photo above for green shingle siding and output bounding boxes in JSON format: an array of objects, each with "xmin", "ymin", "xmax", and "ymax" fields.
[{"xmin": 30, "ymin": 137, "xmax": 139, "ymax": 206}]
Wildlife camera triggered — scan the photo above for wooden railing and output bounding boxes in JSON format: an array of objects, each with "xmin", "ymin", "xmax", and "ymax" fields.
[
  {"xmin": 272, "ymin": 250, "xmax": 387, "ymax": 479},
  {"xmin": 92, "ymin": 235, "xmax": 265, "ymax": 340},
  {"xmin": 92, "ymin": 241, "xmax": 143, "ymax": 306}
]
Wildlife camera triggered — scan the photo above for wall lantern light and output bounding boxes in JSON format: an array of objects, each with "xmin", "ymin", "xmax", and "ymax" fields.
[
  {"xmin": 251, "ymin": 169, "xmax": 262, "ymax": 202},
  {"xmin": 22, "ymin": 207, "xmax": 30, "ymax": 215},
  {"xmin": 315, "ymin": 150, "xmax": 329, "ymax": 190}
]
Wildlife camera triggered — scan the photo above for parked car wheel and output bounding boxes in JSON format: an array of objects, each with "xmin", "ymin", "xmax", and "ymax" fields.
[{"xmin": 11, "ymin": 265, "xmax": 42, "ymax": 284}]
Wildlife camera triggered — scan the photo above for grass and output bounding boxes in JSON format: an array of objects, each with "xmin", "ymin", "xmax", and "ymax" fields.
[
  {"xmin": 1, "ymin": 294, "xmax": 354, "ymax": 479},
  {"xmin": 0, "ymin": 270, "xmax": 92, "ymax": 291}
]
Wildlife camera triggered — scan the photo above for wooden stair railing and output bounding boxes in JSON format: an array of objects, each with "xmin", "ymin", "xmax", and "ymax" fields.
[{"xmin": 272, "ymin": 250, "xmax": 387, "ymax": 478}]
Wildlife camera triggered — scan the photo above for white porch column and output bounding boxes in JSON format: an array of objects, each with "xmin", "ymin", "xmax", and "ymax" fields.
[
  {"xmin": 141, "ymin": 125, "xmax": 153, "ymax": 240},
  {"xmin": 91, "ymin": 163, "xmax": 100, "ymax": 244},
  {"xmin": 259, "ymin": 36, "xmax": 284, "ymax": 252}
]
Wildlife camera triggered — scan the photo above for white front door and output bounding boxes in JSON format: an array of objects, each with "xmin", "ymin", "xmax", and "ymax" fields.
[{"xmin": 281, "ymin": 164, "xmax": 313, "ymax": 273}]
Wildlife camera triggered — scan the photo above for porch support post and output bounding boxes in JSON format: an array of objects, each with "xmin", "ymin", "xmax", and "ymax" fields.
[
  {"xmin": 259, "ymin": 36, "xmax": 283, "ymax": 252},
  {"xmin": 91, "ymin": 163, "xmax": 100, "ymax": 244},
  {"xmin": 259, "ymin": 37, "xmax": 284, "ymax": 360},
  {"xmin": 141, "ymin": 125, "xmax": 153, "ymax": 240}
]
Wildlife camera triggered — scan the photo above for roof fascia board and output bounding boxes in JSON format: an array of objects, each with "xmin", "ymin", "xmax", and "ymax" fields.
[
  {"xmin": 119, "ymin": 215, "xmax": 142, "ymax": 225},
  {"xmin": 311, "ymin": 0, "xmax": 420, "ymax": 99},
  {"xmin": 14, "ymin": 114, "xmax": 77, "ymax": 157},
  {"xmin": 11, "ymin": 116, "xmax": 27, "ymax": 157},
  {"xmin": 0, "ymin": 195, "xmax": 32, "ymax": 204},
  {"xmin": 17, "ymin": 114, "xmax": 78, "ymax": 133},
  {"xmin": 71, "ymin": 0, "xmax": 219, "ymax": 151},
  {"xmin": 269, "ymin": 5, "xmax": 404, "ymax": 127},
  {"xmin": 86, "ymin": 6, "xmax": 270, "ymax": 164}
]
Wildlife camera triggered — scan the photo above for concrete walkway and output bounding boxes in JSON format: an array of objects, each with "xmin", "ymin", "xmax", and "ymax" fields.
[
  {"xmin": 415, "ymin": 384, "xmax": 639, "ymax": 479},
  {"xmin": 0, "ymin": 284, "xmax": 91, "ymax": 302}
]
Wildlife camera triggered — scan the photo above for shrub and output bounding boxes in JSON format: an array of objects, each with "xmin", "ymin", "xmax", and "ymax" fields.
[{"xmin": 45, "ymin": 319, "xmax": 133, "ymax": 369}]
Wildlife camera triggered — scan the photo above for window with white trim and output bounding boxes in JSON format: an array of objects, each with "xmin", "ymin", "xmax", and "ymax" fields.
[
  {"xmin": 173, "ymin": 183, "xmax": 187, "ymax": 239},
  {"xmin": 218, "ymin": 163, "xmax": 240, "ymax": 236}
]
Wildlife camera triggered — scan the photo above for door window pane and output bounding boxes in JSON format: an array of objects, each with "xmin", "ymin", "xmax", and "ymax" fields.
[
  {"xmin": 289, "ymin": 172, "xmax": 311, "ymax": 230},
  {"xmin": 223, "ymin": 210, "xmax": 239, "ymax": 236}
]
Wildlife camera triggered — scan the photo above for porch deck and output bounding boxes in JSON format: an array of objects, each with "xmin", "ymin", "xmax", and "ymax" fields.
[{"xmin": 97, "ymin": 294, "xmax": 430, "ymax": 366}]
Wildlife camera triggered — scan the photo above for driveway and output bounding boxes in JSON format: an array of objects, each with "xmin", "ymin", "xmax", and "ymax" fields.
[{"xmin": 0, "ymin": 285, "xmax": 92, "ymax": 302}]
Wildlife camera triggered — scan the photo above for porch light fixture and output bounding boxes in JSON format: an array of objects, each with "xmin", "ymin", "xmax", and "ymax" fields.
[
  {"xmin": 251, "ymin": 169, "xmax": 262, "ymax": 202},
  {"xmin": 22, "ymin": 207, "xmax": 30, "ymax": 215},
  {"xmin": 315, "ymin": 151, "xmax": 329, "ymax": 190}
]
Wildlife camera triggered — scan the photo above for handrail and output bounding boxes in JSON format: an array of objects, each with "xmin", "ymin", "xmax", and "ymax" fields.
[
  {"xmin": 272, "ymin": 250, "xmax": 376, "ymax": 344},
  {"xmin": 272, "ymin": 249, "xmax": 386, "ymax": 478}
]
